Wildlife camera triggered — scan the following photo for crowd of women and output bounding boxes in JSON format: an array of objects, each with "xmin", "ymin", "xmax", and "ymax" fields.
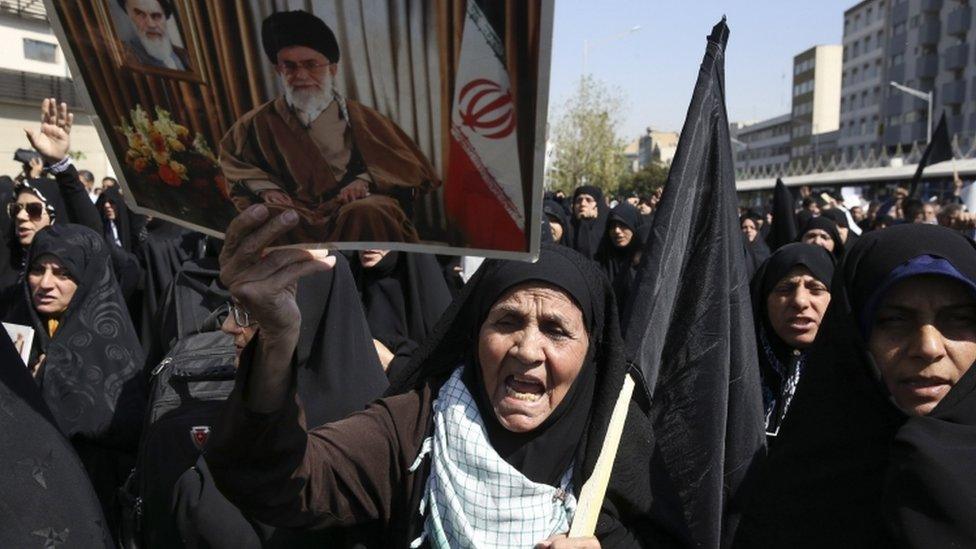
[{"xmin": 0, "ymin": 96, "xmax": 974, "ymax": 548}]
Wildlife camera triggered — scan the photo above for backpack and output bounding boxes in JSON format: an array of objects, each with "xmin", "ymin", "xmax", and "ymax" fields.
[{"xmin": 120, "ymin": 261, "xmax": 236, "ymax": 548}]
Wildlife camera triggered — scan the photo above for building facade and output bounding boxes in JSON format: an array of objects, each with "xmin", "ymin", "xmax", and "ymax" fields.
[
  {"xmin": 839, "ymin": 0, "xmax": 890, "ymax": 158},
  {"xmin": 883, "ymin": 0, "xmax": 976, "ymax": 150},
  {"xmin": 0, "ymin": 1, "xmax": 111, "ymax": 179},
  {"xmin": 733, "ymin": 113, "xmax": 792, "ymax": 173},
  {"xmin": 638, "ymin": 128, "xmax": 679, "ymax": 167},
  {"xmin": 791, "ymin": 45, "xmax": 844, "ymax": 164}
]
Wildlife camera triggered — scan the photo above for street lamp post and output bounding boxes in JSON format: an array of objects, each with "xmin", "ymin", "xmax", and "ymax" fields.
[
  {"xmin": 582, "ymin": 26, "xmax": 642, "ymax": 75},
  {"xmin": 889, "ymin": 81, "xmax": 933, "ymax": 143}
]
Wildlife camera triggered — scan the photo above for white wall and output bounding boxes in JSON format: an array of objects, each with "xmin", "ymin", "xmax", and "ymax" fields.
[
  {"xmin": 0, "ymin": 103, "xmax": 112, "ymax": 179},
  {"xmin": 813, "ymin": 45, "xmax": 843, "ymax": 134},
  {"xmin": 0, "ymin": 14, "xmax": 69, "ymax": 77}
]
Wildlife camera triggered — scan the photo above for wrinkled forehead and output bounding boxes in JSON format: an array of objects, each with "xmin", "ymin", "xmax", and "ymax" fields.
[
  {"xmin": 486, "ymin": 282, "xmax": 586, "ymax": 328},
  {"xmin": 575, "ymin": 193, "xmax": 596, "ymax": 203}
]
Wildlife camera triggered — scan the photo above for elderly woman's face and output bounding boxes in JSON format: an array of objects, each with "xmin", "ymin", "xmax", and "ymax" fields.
[
  {"xmin": 802, "ymin": 228, "xmax": 835, "ymax": 253},
  {"xmin": 869, "ymin": 275, "xmax": 976, "ymax": 416},
  {"xmin": 478, "ymin": 282, "xmax": 589, "ymax": 433}
]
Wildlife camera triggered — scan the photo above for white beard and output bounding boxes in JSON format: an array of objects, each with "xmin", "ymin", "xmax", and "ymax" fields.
[
  {"xmin": 138, "ymin": 31, "xmax": 177, "ymax": 69},
  {"xmin": 281, "ymin": 72, "xmax": 335, "ymax": 126}
]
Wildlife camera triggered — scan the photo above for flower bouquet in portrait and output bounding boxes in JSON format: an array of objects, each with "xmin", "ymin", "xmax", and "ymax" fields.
[{"xmin": 116, "ymin": 105, "xmax": 234, "ymax": 228}]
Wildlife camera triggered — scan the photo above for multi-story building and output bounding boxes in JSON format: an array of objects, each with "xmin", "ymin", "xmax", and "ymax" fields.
[
  {"xmin": 839, "ymin": 0, "xmax": 890, "ymax": 158},
  {"xmin": 791, "ymin": 45, "xmax": 843, "ymax": 164},
  {"xmin": 637, "ymin": 128, "xmax": 679, "ymax": 167},
  {"xmin": 883, "ymin": 0, "xmax": 976, "ymax": 150},
  {"xmin": 733, "ymin": 113, "xmax": 792, "ymax": 173},
  {"xmin": 0, "ymin": 1, "xmax": 110, "ymax": 178}
]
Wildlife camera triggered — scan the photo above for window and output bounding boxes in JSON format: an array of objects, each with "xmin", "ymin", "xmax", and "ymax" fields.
[
  {"xmin": 894, "ymin": 22, "xmax": 906, "ymax": 34},
  {"xmin": 23, "ymin": 39, "xmax": 57, "ymax": 63}
]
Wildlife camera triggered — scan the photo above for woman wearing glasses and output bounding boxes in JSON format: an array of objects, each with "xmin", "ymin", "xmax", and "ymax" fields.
[{"xmin": 2, "ymin": 99, "xmax": 113, "ymax": 305}]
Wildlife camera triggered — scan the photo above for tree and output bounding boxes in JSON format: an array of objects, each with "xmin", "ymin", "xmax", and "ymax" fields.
[
  {"xmin": 618, "ymin": 162, "xmax": 669, "ymax": 198},
  {"xmin": 547, "ymin": 75, "xmax": 627, "ymax": 195}
]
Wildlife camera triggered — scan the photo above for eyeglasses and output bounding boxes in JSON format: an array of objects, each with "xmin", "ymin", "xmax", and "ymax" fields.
[
  {"xmin": 276, "ymin": 60, "xmax": 332, "ymax": 75},
  {"xmin": 228, "ymin": 301, "xmax": 256, "ymax": 328},
  {"xmin": 8, "ymin": 202, "xmax": 45, "ymax": 220}
]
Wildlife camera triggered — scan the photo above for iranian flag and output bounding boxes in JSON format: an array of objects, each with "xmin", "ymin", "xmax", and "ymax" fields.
[{"xmin": 444, "ymin": 0, "xmax": 525, "ymax": 251}]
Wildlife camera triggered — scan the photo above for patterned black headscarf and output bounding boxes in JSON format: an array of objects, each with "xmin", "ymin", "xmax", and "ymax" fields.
[{"xmin": 23, "ymin": 224, "xmax": 146, "ymax": 447}]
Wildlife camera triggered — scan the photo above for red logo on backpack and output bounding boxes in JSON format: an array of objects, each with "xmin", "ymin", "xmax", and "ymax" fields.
[{"xmin": 190, "ymin": 425, "xmax": 211, "ymax": 450}]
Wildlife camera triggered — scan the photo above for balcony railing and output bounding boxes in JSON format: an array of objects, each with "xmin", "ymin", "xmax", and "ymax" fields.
[
  {"xmin": 943, "ymin": 80, "xmax": 967, "ymax": 105},
  {"xmin": 915, "ymin": 53, "xmax": 939, "ymax": 78},
  {"xmin": 0, "ymin": 0, "xmax": 46, "ymax": 20},
  {"xmin": 947, "ymin": 6, "xmax": 972, "ymax": 36},
  {"xmin": 944, "ymin": 43, "xmax": 970, "ymax": 71},
  {"xmin": 918, "ymin": 19, "xmax": 941, "ymax": 45},
  {"xmin": 735, "ymin": 132, "xmax": 976, "ymax": 182},
  {"xmin": 0, "ymin": 69, "xmax": 79, "ymax": 106}
]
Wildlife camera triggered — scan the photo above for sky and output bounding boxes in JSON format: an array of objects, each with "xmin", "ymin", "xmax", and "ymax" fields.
[{"xmin": 548, "ymin": 0, "xmax": 856, "ymax": 141}]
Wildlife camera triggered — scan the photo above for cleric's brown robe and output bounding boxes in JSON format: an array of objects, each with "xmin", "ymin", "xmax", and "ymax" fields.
[{"xmin": 219, "ymin": 96, "xmax": 440, "ymax": 243}]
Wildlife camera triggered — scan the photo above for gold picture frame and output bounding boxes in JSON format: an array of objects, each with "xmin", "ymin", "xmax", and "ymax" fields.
[{"xmin": 94, "ymin": 0, "xmax": 205, "ymax": 84}]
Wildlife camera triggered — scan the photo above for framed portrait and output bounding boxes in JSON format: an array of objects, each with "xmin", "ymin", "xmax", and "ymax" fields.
[
  {"xmin": 95, "ymin": 0, "xmax": 205, "ymax": 83},
  {"xmin": 48, "ymin": 0, "xmax": 553, "ymax": 260}
]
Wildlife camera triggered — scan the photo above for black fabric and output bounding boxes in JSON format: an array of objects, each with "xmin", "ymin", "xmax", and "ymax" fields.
[
  {"xmin": 798, "ymin": 215, "xmax": 845, "ymax": 260},
  {"xmin": 570, "ymin": 185, "xmax": 609, "ymax": 260},
  {"xmin": 350, "ymin": 251, "xmax": 452, "ymax": 379},
  {"xmin": 766, "ymin": 178, "xmax": 798, "ymax": 252},
  {"xmin": 95, "ymin": 186, "xmax": 133, "ymax": 252},
  {"xmin": 387, "ymin": 243, "xmax": 674, "ymax": 544},
  {"xmin": 884, "ymin": 365, "xmax": 976, "ymax": 547},
  {"xmin": 137, "ymin": 220, "xmax": 206, "ymax": 352},
  {"xmin": 295, "ymin": 255, "xmax": 389, "ymax": 426},
  {"xmin": 748, "ymin": 243, "xmax": 834, "ymax": 439},
  {"xmin": 598, "ymin": 203, "xmax": 646, "ymax": 318},
  {"xmin": 620, "ymin": 19, "xmax": 765, "ymax": 549},
  {"xmin": 163, "ymin": 255, "xmax": 386, "ymax": 546},
  {"xmin": 909, "ymin": 111, "xmax": 953, "ymax": 197},
  {"xmin": 842, "ymin": 223, "xmax": 976, "ymax": 546},
  {"xmin": 0, "ymin": 326, "xmax": 113, "ymax": 548},
  {"xmin": 544, "ymin": 198, "xmax": 572, "ymax": 246},
  {"xmin": 262, "ymin": 10, "xmax": 340, "ymax": 63},
  {"xmin": 742, "ymin": 232, "xmax": 770, "ymax": 281},
  {"xmin": 819, "ymin": 207, "xmax": 848, "ymax": 229},
  {"xmin": 15, "ymin": 224, "xmax": 147, "ymax": 535},
  {"xmin": 736, "ymin": 223, "xmax": 976, "ymax": 547},
  {"xmin": 21, "ymin": 224, "xmax": 146, "ymax": 446}
]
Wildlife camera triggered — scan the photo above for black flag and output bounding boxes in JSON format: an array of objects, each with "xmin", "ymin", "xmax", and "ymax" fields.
[
  {"xmin": 765, "ymin": 178, "xmax": 797, "ymax": 251},
  {"xmin": 909, "ymin": 111, "xmax": 952, "ymax": 197},
  {"xmin": 621, "ymin": 18, "xmax": 765, "ymax": 549}
]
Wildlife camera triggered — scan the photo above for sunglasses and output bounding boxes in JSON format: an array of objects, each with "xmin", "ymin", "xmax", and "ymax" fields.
[{"xmin": 8, "ymin": 202, "xmax": 45, "ymax": 220}]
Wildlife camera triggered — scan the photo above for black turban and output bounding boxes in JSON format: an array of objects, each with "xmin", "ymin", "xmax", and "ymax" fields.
[
  {"xmin": 117, "ymin": 0, "xmax": 173, "ymax": 18},
  {"xmin": 262, "ymin": 10, "xmax": 340, "ymax": 64}
]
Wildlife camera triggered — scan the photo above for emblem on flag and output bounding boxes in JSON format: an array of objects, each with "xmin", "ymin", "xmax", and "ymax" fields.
[{"xmin": 190, "ymin": 425, "xmax": 211, "ymax": 450}]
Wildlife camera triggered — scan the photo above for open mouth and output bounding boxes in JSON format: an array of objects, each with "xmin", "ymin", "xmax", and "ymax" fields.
[{"xmin": 504, "ymin": 374, "xmax": 546, "ymax": 402}]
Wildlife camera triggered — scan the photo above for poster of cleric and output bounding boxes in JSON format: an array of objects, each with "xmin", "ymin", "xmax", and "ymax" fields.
[{"xmin": 46, "ymin": 0, "xmax": 553, "ymax": 257}]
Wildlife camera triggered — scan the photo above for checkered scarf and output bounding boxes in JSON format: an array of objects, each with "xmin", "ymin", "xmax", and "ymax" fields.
[{"xmin": 413, "ymin": 366, "xmax": 577, "ymax": 548}]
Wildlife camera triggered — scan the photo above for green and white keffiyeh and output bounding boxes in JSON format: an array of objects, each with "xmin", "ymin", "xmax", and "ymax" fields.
[{"xmin": 411, "ymin": 366, "xmax": 577, "ymax": 548}]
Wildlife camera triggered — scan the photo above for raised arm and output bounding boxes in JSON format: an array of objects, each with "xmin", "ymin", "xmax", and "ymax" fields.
[
  {"xmin": 205, "ymin": 204, "xmax": 410, "ymax": 529},
  {"xmin": 25, "ymin": 98, "xmax": 102, "ymax": 232}
]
